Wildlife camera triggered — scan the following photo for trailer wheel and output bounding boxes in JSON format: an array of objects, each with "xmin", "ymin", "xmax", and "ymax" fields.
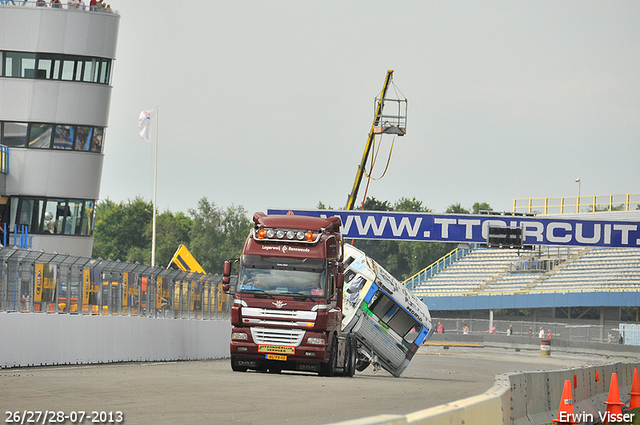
[
  {"xmin": 319, "ymin": 334, "xmax": 337, "ymax": 377},
  {"xmin": 355, "ymin": 352, "xmax": 369, "ymax": 372},
  {"xmin": 230, "ymin": 357, "xmax": 247, "ymax": 372},
  {"xmin": 345, "ymin": 335, "xmax": 357, "ymax": 377}
]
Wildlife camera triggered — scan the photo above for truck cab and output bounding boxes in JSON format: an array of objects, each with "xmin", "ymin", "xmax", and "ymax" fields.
[{"xmin": 223, "ymin": 212, "xmax": 356, "ymax": 376}]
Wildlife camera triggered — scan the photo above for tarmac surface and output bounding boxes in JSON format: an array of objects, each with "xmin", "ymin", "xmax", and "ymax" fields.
[{"xmin": 1, "ymin": 346, "xmax": 633, "ymax": 425}]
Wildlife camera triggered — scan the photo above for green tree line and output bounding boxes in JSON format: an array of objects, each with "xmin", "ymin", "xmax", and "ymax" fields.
[
  {"xmin": 92, "ymin": 197, "xmax": 252, "ymax": 274},
  {"xmin": 92, "ymin": 196, "xmax": 491, "ymax": 279}
]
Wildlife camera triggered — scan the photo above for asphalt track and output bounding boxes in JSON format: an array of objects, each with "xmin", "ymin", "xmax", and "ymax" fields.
[{"xmin": 0, "ymin": 347, "xmax": 632, "ymax": 425}]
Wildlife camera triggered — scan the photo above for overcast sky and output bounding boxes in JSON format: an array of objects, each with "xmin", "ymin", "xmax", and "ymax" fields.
[{"xmin": 100, "ymin": 1, "xmax": 640, "ymax": 217}]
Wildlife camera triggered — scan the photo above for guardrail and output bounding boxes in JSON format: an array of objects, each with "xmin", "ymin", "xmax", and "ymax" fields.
[
  {"xmin": 0, "ymin": 246, "xmax": 231, "ymax": 320},
  {"xmin": 513, "ymin": 193, "xmax": 640, "ymax": 215}
]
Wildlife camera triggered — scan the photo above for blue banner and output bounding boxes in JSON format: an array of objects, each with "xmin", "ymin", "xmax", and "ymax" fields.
[{"xmin": 266, "ymin": 209, "xmax": 640, "ymax": 248}]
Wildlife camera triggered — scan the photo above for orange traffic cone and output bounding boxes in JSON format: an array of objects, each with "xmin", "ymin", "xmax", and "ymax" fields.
[
  {"xmin": 603, "ymin": 372, "xmax": 625, "ymax": 424},
  {"xmin": 553, "ymin": 380, "xmax": 579, "ymax": 424},
  {"xmin": 629, "ymin": 368, "xmax": 640, "ymax": 410}
]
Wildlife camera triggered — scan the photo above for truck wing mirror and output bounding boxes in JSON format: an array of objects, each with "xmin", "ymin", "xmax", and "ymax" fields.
[{"xmin": 223, "ymin": 260, "xmax": 232, "ymax": 277}]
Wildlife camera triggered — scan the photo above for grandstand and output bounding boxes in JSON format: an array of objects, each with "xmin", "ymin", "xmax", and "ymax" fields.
[
  {"xmin": 409, "ymin": 197, "xmax": 640, "ymax": 319},
  {"xmin": 412, "ymin": 246, "xmax": 640, "ymax": 296}
]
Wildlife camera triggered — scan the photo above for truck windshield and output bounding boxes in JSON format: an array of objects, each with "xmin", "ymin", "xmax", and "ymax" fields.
[{"xmin": 237, "ymin": 255, "xmax": 327, "ymax": 297}]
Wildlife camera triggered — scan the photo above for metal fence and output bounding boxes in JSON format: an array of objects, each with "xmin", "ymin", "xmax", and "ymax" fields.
[
  {"xmin": 0, "ymin": 246, "xmax": 231, "ymax": 320},
  {"xmin": 433, "ymin": 317, "xmax": 629, "ymax": 344}
]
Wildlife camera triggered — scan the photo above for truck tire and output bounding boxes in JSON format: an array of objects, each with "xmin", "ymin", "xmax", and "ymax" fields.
[
  {"xmin": 319, "ymin": 334, "xmax": 337, "ymax": 377},
  {"xmin": 344, "ymin": 335, "xmax": 357, "ymax": 377},
  {"xmin": 355, "ymin": 352, "xmax": 370, "ymax": 372},
  {"xmin": 230, "ymin": 357, "xmax": 248, "ymax": 372}
]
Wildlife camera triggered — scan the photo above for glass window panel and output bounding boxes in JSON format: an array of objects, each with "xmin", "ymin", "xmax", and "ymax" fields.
[
  {"xmin": 74, "ymin": 60, "xmax": 83, "ymax": 81},
  {"xmin": 52, "ymin": 59, "xmax": 61, "ymax": 80},
  {"xmin": 19, "ymin": 54, "xmax": 36, "ymax": 78},
  {"xmin": 92, "ymin": 59, "xmax": 100, "ymax": 83},
  {"xmin": 90, "ymin": 128, "xmax": 103, "ymax": 152},
  {"xmin": 28, "ymin": 124, "xmax": 53, "ymax": 149},
  {"xmin": 4, "ymin": 52, "xmax": 35, "ymax": 78},
  {"xmin": 17, "ymin": 198, "xmax": 42, "ymax": 233},
  {"xmin": 83, "ymin": 59, "xmax": 96, "ymax": 82},
  {"xmin": 54, "ymin": 125, "xmax": 74, "ymax": 150},
  {"xmin": 4, "ymin": 55, "xmax": 11, "ymax": 77},
  {"xmin": 45, "ymin": 199, "xmax": 67, "ymax": 235},
  {"xmin": 42, "ymin": 200, "xmax": 60, "ymax": 234},
  {"xmin": 0, "ymin": 53, "xmax": 3, "ymax": 77},
  {"xmin": 36, "ymin": 57, "xmax": 52, "ymax": 79},
  {"xmin": 67, "ymin": 200, "xmax": 83, "ymax": 235},
  {"xmin": 81, "ymin": 200, "xmax": 95, "ymax": 236},
  {"xmin": 61, "ymin": 60, "xmax": 76, "ymax": 81},
  {"xmin": 3, "ymin": 122, "xmax": 28, "ymax": 147},
  {"xmin": 99, "ymin": 60, "xmax": 110, "ymax": 84},
  {"xmin": 75, "ymin": 127, "xmax": 90, "ymax": 151}
]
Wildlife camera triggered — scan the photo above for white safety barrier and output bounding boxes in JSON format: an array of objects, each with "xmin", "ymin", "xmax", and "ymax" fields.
[
  {"xmin": 329, "ymin": 362, "xmax": 640, "ymax": 425},
  {"xmin": 0, "ymin": 312, "xmax": 231, "ymax": 368}
]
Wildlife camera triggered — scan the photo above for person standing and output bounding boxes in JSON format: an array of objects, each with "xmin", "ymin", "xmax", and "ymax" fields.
[{"xmin": 538, "ymin": 327, "xmax": 544, "ymax": 338}]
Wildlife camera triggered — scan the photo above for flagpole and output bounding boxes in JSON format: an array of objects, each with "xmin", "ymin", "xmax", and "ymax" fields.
[{"xmin": 151, "ymin": 105, "xmax": 158, "ymax": 267}]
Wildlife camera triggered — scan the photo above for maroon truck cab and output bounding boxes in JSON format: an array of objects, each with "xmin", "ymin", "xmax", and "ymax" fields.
[{"xmin": 223, "ymin": 212, "xmax": 355, "ymax": 376}]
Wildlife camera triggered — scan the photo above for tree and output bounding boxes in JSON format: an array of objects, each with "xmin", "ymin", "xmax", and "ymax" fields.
[
  {"xmin": 92, "ymin": 197, "xmax": 153, "ymax": 262},
  {"xmin": 188, "ymin": 198, "xmax": 251, "ymax": 274},
  {"xmin": 472, "ymin": 202, "xmax": 492, "ymax": 214},
  {"xmin": 446, "ymin": 203, "xmax": 470, "ymax": 214},
  {"xmin": 150, "ymin": 210, "xmax": 192, "ymax": 267}
]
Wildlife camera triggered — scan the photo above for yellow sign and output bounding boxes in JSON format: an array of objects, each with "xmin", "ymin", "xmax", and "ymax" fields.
[
  {"xmin": 258, "ymin": 345, "xmax": 295, "ymax": 355},
  {"xmin": 266, "ymin": 354, "xmax": 287, "ymax": 361},
  {"xmin": 169, "ymin": 244, "xmax": 205, "ymax": 274}
]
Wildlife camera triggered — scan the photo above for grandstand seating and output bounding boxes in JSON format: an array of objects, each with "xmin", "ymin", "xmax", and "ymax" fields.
[{"xmin": 411, "ymin": 246, "xmax": 640, "ymax": 297}]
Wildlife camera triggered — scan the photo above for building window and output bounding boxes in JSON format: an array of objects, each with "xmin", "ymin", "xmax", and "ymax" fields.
[
  {"xmin": 2, "ymin": 122, "xmax": 28, "ymax": 147},
  {"xmin": 1, "ymin": 122, "xmax": 105, "ymax": 153},
  {"xmin": 12, "ymin": 197, "xmax": 95, "ymax": 236},
  {"xmin": 54, "ymin": 125, "xmax": 74, "ymax": 150},
  {"xmin": 28, "ymin": 123, "xmax": 54, "ymax": 149},
  {"xmin": 1, "ymin": 51, "xmax": 112, "ymax": 85}
]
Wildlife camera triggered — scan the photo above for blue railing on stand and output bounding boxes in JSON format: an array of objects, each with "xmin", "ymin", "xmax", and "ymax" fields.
[
  {"xmin": 403, "ymin": 243, "xmax": 476, "ymax": 289},
  {"xmin": 6, "ymin": 224, "xmax": 32, "ymax": 249}
]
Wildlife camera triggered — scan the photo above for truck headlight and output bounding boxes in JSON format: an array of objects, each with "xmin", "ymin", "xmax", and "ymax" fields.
[
  {"xmin": 307, "ymin": 337, "xmax": 325, "ymax": 345},
  {"xmin": 232, "ymin": 332, "xmax": 248, "ymax": 340}
]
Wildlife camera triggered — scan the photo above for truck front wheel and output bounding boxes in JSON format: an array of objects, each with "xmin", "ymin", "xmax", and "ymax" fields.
[{"xmin": 319, "ymin": 335, "xmax": 337, "ymax": 377}]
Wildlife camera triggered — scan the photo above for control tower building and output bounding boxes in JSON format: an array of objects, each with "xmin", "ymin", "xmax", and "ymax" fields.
[{"xmin": 0, "ymin": 3, "xmax": 120, "ymax": 256}]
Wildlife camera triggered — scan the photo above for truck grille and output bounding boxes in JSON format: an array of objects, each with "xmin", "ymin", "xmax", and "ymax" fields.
[{"xmin": 251, "ymin": 327, "xmax": 305, "ymax": 346}]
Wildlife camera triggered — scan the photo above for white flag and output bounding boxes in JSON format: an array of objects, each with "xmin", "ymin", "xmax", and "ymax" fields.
[{"xmin": 138, "ymin": 110, "xmax": 154, "ymax": 141}]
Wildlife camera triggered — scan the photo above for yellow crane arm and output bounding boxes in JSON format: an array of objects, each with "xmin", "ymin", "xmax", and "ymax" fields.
[{"xmin": 345, "ymin": 70, "xmax": 395, "ymax": 210}]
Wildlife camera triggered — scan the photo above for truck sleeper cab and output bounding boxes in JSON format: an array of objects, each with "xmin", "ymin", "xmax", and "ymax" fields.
[{"xmin": 224, "ymin": 212, "xmax": 356, "ymax": 376}]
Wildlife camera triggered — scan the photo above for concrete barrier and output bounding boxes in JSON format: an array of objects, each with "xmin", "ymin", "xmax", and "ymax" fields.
[
  {"xmin": 0, "ymin": 312, "xmax": 231, "ymax": 368},
  {"xmin": 329, "ymin": 334, "xmax": 640, "ymax": 425}
]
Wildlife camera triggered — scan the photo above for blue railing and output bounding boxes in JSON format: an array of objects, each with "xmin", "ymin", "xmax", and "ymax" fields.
[
  {"xmin": 5, "ymin": 224, "xmax": 32, "ymax": 249},
  {"xmin": 403, "ymin": 243, "xmax": 476, "ymax": 289}
]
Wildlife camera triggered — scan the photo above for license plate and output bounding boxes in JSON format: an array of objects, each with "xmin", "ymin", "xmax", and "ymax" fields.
[
  {"xmin": 258, "ymin": 345, "xmax": 295, "ymax": 354},
  {"xmin": 266, "ymin": 354, "xmax": 287, "ymax": 361}
]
